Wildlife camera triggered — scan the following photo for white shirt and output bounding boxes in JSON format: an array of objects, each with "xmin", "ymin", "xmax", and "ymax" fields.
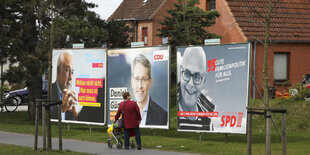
[{"xmin": 140, "ymin": 95, "xmax": 150, "ymax": 126}]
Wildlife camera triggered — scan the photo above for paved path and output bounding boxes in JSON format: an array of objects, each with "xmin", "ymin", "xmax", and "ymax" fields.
[{"xmin": 0, "ymin": 131, "xmax": 195, "ymax": 155}]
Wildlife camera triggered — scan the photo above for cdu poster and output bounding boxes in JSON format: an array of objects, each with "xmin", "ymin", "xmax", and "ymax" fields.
[{"xmin": 107, "ymin": 46, "xmax": 170, "ymax": 129}]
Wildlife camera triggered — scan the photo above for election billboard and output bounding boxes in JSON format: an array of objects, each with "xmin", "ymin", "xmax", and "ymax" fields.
[
  {"xmin": 177, "ymin": 43, "xmax": 250, "ymax": 133},
  {"xmin": 50, "ymin": 49, "xmax": 106, "ymax": 125},
  {"xmin": 107, "ymin": 46, "xmax": 170, "ymax": 129}
]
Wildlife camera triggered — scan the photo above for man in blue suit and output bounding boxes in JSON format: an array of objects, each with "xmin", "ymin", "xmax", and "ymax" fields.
[{"xmin": 131, "ymin": 54, "xmax": 167, "ymax": 126}]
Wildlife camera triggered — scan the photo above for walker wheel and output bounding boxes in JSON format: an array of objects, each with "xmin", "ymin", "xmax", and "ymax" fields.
[
  {"xmin": 117, "ymin": 141, "xmax": 122, "ymax": 149},
  {"xmin": 130, "ymin": 141, "xmax": 135, "ymax": 149},
  {"xmin": 108, "ymin": 140, "xmax": 113, "ymax": 148}
]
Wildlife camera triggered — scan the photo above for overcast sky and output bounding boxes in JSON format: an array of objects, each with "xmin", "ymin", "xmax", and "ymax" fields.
[{"xmin": 86, "ymin": 0, "xmax": 123, "ymax": 20}]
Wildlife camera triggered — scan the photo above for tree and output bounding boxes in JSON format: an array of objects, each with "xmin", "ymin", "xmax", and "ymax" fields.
[
  {"xmin": 232, "ymin": 0, "xmax": 281, "ymax": 154},
  {"xmin": 157, "ymin": 0, "xmax": 220, "ymax": 47},
  {"xmin": 0, "ymin": 0, "xmax": 108, "ymax": 120},
  {"xmin": 104, "ymin": 20, "xmax": 133, "ymax": 48},
  {"xmin": 157, "ymin": 0, "xmax": 220, "ymax": 106}
]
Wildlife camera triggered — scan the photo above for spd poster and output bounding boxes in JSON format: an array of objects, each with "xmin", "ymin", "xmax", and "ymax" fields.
[{"xmin": 177, "ymin": 43, "xmax": 250, "ymax": 133}]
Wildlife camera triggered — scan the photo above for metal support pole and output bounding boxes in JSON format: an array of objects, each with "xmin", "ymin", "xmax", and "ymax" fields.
[
  {"xmin": 252, "ymin": 41, "xmax": 257, "ymax": 98},
  {"xmin": 247, "ymin": 111, "xmax": 252, "ymax": 155},
  {"xmin": 282, "ymin": 113, "xmax": 287, "ymax": 155},
  {"xmin": 42, "ymin": 102, "xmax": 46, "ymax": 150},
  {"xmin": 199, "ymin": 132, "xmax": 202, "ymax": 142},
  {"xmin": 58, "ymin": 104, "xmax": 62, "ymax": 151},
  {"xmin": 89, "ymin": 124, "xmax": 92, "ymax": 133},
  {"xmin": 266, "ymin": 110, "xmax": 271, "ymax": 155},
  {"xmin": 225, "ymin": 133, "xmax": 228, "ymax": 144},
  {"xmin": 0, "ymin": 62, "xmax": 3, "ymax": 110},
  {"xmin": 46, "ymin": 105, "xmax": 51, "ymax": 150},
  {"xmin": 34, "ymin": 100, "xmax": 40, "ymax": 150}
]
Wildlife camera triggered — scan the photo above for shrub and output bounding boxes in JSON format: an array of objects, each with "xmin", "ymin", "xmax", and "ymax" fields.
[{"xmin": 289, "ymin": 82, "xmax": 310, "ymax": 100}]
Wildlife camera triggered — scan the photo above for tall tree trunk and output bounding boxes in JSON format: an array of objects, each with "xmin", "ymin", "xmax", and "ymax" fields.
[
  {"xmin": 22, "ymin": 1, "xmax": 40, "ymax": 121},
  {"xmin": 263, "ymin": 0, "xmax": 272, "ymax": 108},
  {"xmin": 264, "ymin": 1, "xmax": 273, "ymax": 155},
  {"xmin": 28, "ymin": 75, "xmax": 43, "ymax": 121}
]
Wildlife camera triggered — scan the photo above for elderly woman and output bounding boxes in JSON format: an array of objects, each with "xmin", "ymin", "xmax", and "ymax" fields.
[{"xmin": 115, "ymin": 92, "xmax": 142, "ymax": 150}]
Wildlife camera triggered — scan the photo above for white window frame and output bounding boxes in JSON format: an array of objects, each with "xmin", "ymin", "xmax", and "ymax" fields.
[{"xmin": 273, "ymin": 53, "xmax": 289, "ymax": 81}]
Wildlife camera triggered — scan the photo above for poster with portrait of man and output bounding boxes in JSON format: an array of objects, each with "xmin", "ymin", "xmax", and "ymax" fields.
[
  {"xmin": 50, "ymin": 49, "xmax": 106, "ymax": 125},
  {"xmin": 107, "ymin": 46, "xmax": 170, "ymax": 129},
  {"xmin": 177, "ymin": 43, "xmax": 250, "ymax": 133}
]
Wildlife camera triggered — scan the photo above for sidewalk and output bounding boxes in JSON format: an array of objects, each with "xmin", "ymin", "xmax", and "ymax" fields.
[{"xmin": 0, "ymin": 131, "xmax": 195, "ymax": 155}]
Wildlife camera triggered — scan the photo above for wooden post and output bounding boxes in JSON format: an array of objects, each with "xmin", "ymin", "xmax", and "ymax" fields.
[
  {"xmin": 34, "ymin": 99, "xmax": 40, "ymax": 150},
  {"xmin": 42, "ymin": 102, "xmax": 46, "ymax": 150},
  {"xmin": 89, "ymin": 124, "xmax": 92, "ymax": 133},
  {"xmin": 46, "ymin": 104, "xmax": 51, "ymax": 150},
  {"xmin": 225, "ymin": 133, "xmax": 228, "ymax": 144},
  {"xmin": 199, "ymin": 132, "xmax": 202, "ymax": 142},
  {"xmin": 58, "ymin": 104, "xmax": 62, "ymax": 151},
  {"xmin": 282, "ymin": 113, "xmax": 286, "ymax": 155},
  {"xmin": 266, "ymin": 110, "xmax": 271, "ymax": 155},
  {"xmin": 247, "ymin": 111, "xmax": 252, "ymax": 155}
]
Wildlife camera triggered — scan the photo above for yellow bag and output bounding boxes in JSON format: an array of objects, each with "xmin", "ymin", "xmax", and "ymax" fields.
[{"xmin": 107, "ymin": 123, "xmax": 114, "ymax": 138}]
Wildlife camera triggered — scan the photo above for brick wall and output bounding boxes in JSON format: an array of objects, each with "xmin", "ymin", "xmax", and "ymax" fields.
[
  {"xmin": 206, "ymin": 0, "xmax": 246, "ymax": 44},
  {"xmin": 152, "ymin": 0, "xmax": 178, "ymax": 46},
  {"xmin": 137, "ymin": 21, "xmax": 153, "ymax": 46},
  {"xmin": 128, "ymin": 0, "xmax": 310, "ymax": 98},
  {"xmin": 252, "ymin": 43, "xmax": 310, "ymax": 97}
]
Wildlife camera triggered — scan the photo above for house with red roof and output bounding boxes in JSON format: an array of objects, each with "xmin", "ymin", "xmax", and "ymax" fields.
[
  {"xmin": 108, "ymin": 0, "xmax": 177, "ymax": 46},
  {"xmin": 109, "ymin": 0, "xmax": 310, "ymax": 98}
]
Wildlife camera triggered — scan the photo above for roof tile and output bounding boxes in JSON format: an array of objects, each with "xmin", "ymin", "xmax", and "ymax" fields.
[
  {"xmin": 108, "ymin": 0, "xmax": 165, "ymax": 21},
  {"xmin": 227, "ymin": 0, "xmax": 310, "ymax": 42}
]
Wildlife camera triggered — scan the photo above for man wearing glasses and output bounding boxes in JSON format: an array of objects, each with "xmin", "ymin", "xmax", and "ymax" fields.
[
  {"xmin": 131, "ymin": 54, "xmax": 167, "ymax": 126},
  {"xmin": 178, "ymin": 47, "xmax": 215, "ymax": 131}
]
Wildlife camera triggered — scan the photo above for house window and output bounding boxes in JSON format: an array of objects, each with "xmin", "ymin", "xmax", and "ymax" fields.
[
  {"xmin": 274, "ymin": 53, "xmax": 289, "ymax": 81},
  {"xmin": 161, "ymin": 27, "xmax": 168, "ymax": 45},
  {"xmin": 162, "ymin": 37, "xmax": 168, "ymax": 45},
  {"xmin": 142, "ymin": 27, "xmax": 148, "ymax": 46},
  {"xmin": 206, "ymin": 0, "xmax": 216, "ymax": 10},
  {"xmin": 143, "ymin": 0, "xmax": 148, "ymax": 5}
]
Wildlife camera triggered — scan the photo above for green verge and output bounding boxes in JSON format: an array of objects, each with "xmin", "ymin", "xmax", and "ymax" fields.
[
  {"xmin": 0, "ymin": 143, "xmax": 91, "ymax": 155},
  {"xmin": 0, "ymin": 98, "xmax": 310, "ymax": 154}
]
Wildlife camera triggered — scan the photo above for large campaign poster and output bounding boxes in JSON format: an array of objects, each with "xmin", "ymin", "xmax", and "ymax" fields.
[
  {"xmin": 177, "ymin": 43, "xmax": 250, "ymax": 133},
  {"xmin": 107, "ymin": 46, "xmax": 169, "ymax": 129},
  {"xmin": 51, "ymin": 49, "xmax": 106, "ymax": 125}
]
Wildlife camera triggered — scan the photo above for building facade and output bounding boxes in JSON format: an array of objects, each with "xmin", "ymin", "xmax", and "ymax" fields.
[{"xmin": 109, "ymin": 0, "xmax": 310, "ymax": 98}]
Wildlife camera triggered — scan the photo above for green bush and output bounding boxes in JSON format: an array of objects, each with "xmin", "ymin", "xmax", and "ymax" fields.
[
  {"xmin": 1, "ymin": 85, "xmax": 10, "ymax": 96},
  {"xmin": 289, "ymin": 82, "xmax": 310, "ymax": 100}
]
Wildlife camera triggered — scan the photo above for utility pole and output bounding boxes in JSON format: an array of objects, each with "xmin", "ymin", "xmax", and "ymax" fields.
[
  {"xmin": 46, "ymin": 0, "xmax": 55, "ymax": 150},
  {"xmin": 0, "ymin": 49, "xmax": 3, "ymax": 109}
]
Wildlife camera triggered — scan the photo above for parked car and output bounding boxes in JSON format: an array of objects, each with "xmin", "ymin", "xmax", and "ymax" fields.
[{"xmin": 4, "ymin": 80, "xmax": 48, "ymax": 105}]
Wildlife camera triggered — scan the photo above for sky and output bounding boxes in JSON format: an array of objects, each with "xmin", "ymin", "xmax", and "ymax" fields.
[{"xmin": 86, "ymin": 0, "xmax": 123, "ymax": 20}]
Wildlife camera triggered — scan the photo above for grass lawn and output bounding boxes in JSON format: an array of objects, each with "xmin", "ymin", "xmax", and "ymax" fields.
[
  {"xmin": 0, "ymin": 98, "xmax": 310, "ymax": 154},
  {"xmin": 0, "ymin": 143, "xmax": 91, "ymax": 155}
]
